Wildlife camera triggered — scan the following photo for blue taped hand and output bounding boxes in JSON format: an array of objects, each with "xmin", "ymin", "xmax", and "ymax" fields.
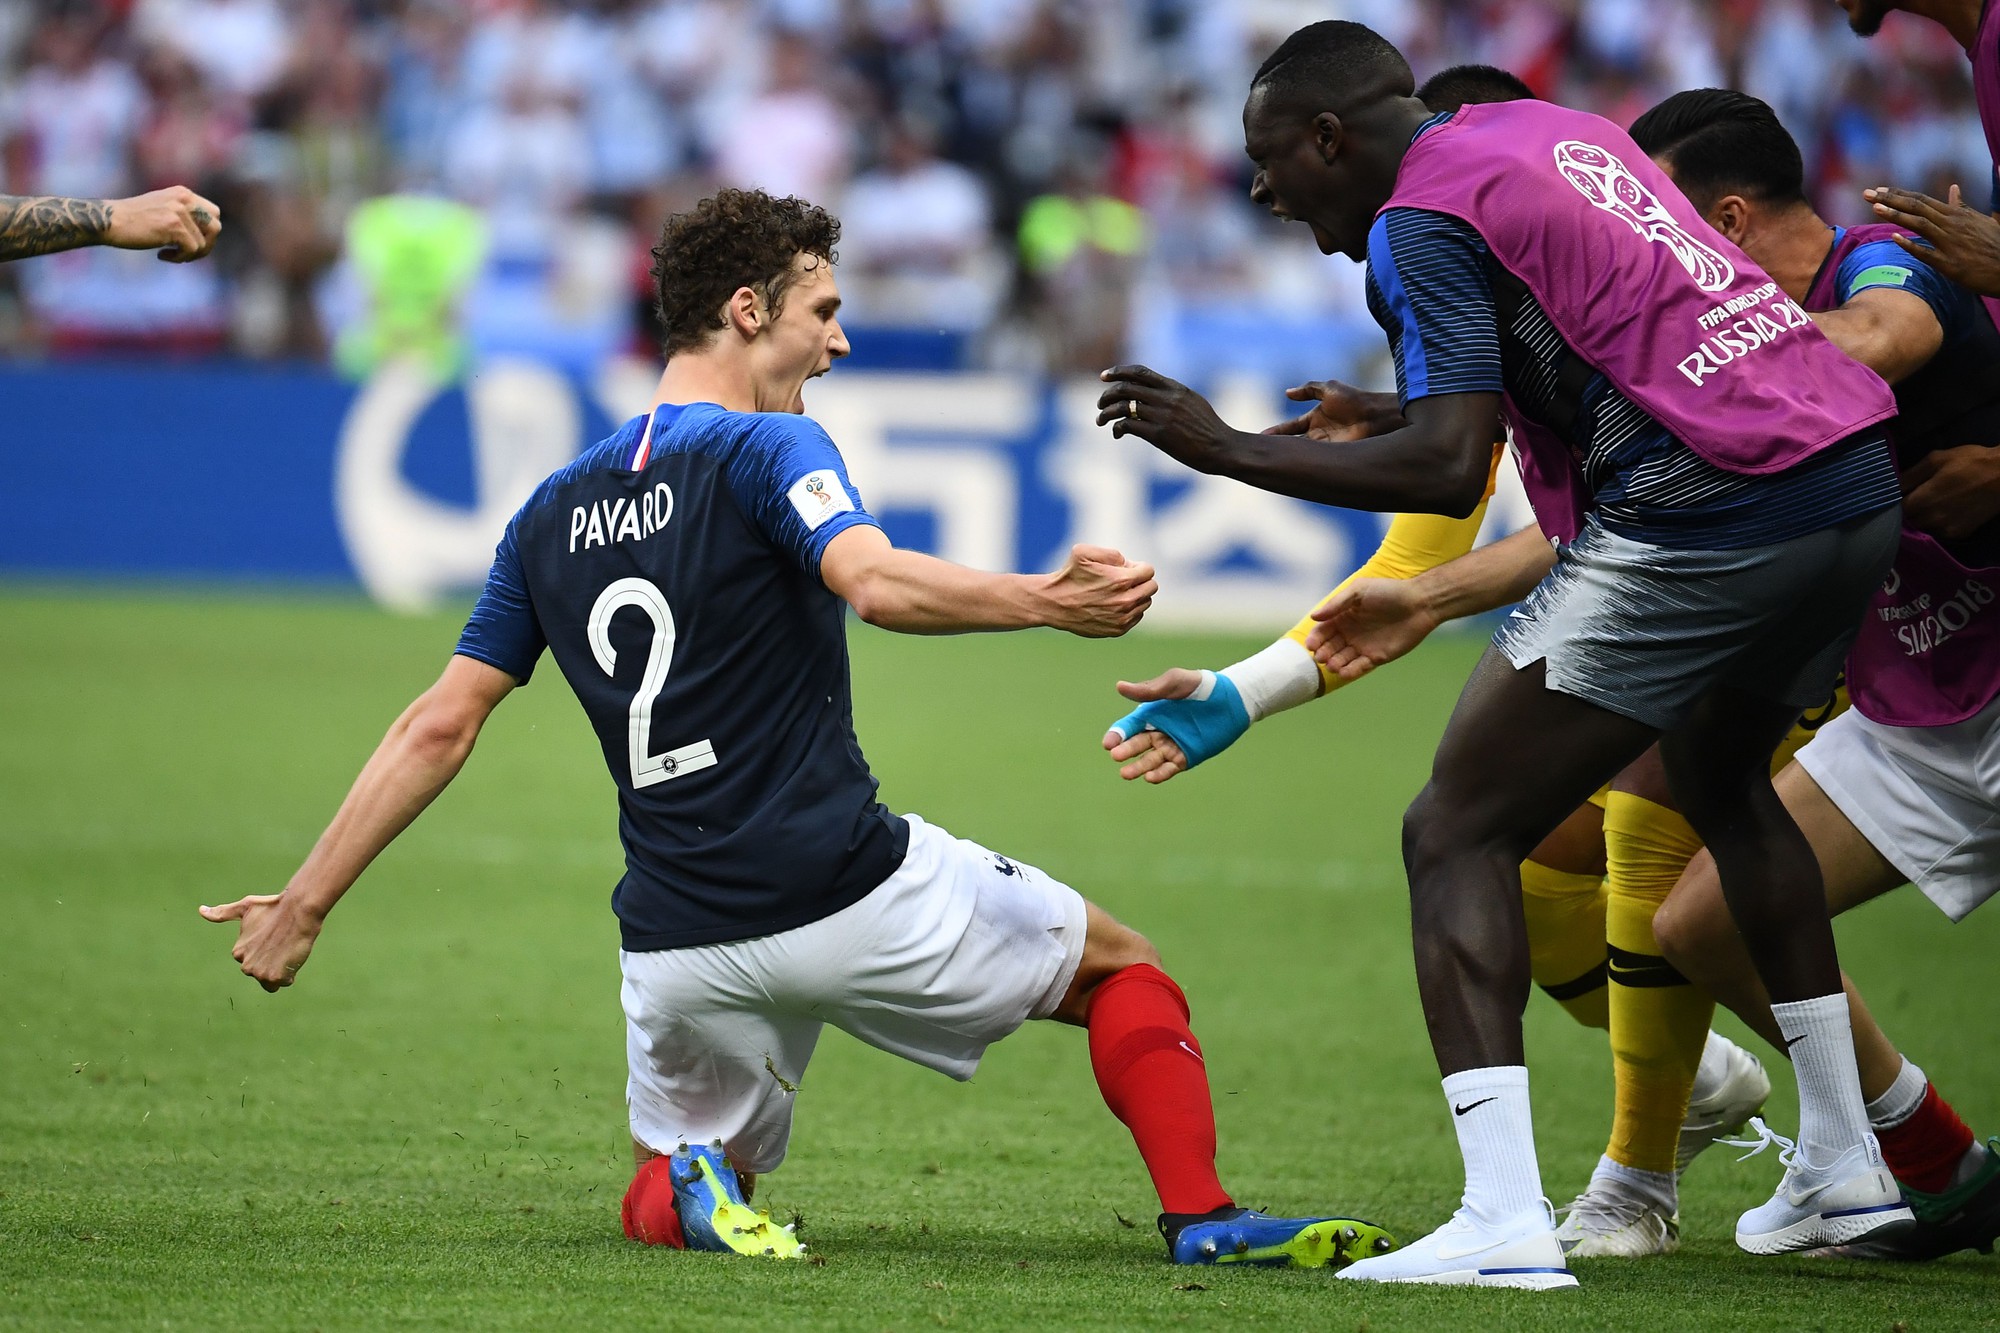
[{"xmin": 1107, "ymin": 671, "xmax": 1250, "ymax": 770}]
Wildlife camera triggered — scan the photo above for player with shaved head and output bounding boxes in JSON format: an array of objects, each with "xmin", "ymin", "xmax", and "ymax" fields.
[{"xmin": 1099, "ymin": 21, "xmax": 1911, "ymax": 1285}]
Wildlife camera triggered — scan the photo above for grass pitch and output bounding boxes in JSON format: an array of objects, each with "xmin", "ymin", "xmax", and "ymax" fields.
[{"xmin": 2, "ymin": 588, "xmax": 1997, "ymax": 1331}]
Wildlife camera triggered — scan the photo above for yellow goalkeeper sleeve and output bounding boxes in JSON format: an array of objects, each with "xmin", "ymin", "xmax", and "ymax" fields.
[{"xmin": 1282, "ymin": 445, "xmax": 1502, "ymax": 693}]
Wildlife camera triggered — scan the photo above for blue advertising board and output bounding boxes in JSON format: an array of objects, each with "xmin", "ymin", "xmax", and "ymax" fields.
[{"xmin": 0, "ymin": 360, "xmax": 1529, "ymax": 627}]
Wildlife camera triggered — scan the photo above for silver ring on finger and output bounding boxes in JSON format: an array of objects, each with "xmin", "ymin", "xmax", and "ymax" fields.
[{"xmin": 1128, "ymin": 399, "xmax": 1141, "ymax": 421}]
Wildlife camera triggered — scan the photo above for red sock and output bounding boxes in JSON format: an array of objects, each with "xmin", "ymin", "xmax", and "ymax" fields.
[
  {"xmin": 1087, "ymin": 963, "xmax": 1233, "ymax": 1216},
  {"xmin": 1878, "ymin": 1084, "xmax": 1977, "ymax": 1195},
  {"xmin": 621, "ymin": 1156, "xmax": 686, "ymax": 1247}
]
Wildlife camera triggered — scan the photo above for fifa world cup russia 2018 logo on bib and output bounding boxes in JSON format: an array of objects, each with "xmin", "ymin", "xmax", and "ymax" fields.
[{"xmin": 1553, "ymin": 140, "xmax": 1736, "ymax": 293}]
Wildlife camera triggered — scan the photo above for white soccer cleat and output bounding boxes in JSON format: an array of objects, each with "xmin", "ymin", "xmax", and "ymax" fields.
[
  {"xmin": 1554, "ymin": 1182, "xmax": 1680, "ymax": 1257},
  {"xmin": 1336, "ymin": 1203, "xmax": 1578, "ymax": 1289},
  {"xmin": 1728, "ymin": 1118, "xmax": 1914, "ymax": 1255},
  {"xmin": 1678, "ymin": 1033, "xmax": 1771, "ymax": 1173}
]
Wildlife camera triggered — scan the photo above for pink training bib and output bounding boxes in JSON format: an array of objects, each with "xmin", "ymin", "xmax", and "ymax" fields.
[{"xmin": 1381, "ymin": 101, "xmax": 1896, "ymax": 544}]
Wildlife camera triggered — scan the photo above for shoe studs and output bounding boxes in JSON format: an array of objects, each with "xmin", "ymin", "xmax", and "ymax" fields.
[
  {"xmin": 1198, "ymin": 1239, "xmax": 1218, "ymax": 1257},
  {"xmin": 1339, "ymin": 1226, "xmax": 1357, "ymax": 1244},
  {"xmin": 1372, "ymin": 1235, "xmax": 1393, "ymax": 1253}
]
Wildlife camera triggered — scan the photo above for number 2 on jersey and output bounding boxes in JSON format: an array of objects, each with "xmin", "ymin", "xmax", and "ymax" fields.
[{"xmin": 587, "ymin": 578, "xmax": 717, "ymax": 788}]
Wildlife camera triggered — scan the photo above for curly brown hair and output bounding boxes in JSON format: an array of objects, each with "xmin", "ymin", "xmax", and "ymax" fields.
[{"xmin": 649, "ymin": 189, "xmax": 841, "ymax": 360}]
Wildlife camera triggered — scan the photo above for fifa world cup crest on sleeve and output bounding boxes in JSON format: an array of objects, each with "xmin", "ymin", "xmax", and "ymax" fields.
[{"xmin": 1553, "ymin": 140, "xmax": 1736, "ymax": 293}]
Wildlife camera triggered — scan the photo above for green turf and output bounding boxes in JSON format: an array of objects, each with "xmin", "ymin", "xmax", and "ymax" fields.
[{"xmin": 2, "ymin": 588, "xmax": 1997, "ymax": 1331}]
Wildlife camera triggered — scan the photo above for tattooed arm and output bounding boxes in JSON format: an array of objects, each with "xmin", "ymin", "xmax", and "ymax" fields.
[{"xmin": 0, "ymin": 185, "xmax": 222, "ymax": 263}]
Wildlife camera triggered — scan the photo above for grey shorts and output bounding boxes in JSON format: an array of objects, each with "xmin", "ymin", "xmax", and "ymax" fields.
[{"xmin": 1493, "ymin": 506, "xmax": 1900, "ymax": 730}]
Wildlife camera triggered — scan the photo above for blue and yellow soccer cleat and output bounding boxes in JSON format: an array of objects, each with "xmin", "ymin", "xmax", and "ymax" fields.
[
  {"xmin": 667, "ymin": 1142, "xmax": 806, "ymax": 1259},
  {"xmin": 1163, "ymin": 1206, "xmax": 1398, "ymax": 1269}
]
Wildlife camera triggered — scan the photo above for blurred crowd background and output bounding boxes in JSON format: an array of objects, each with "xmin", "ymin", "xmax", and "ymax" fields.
[{"xmin": 0, "ymin": 0, "xmax": 1989, "ymax": 385}]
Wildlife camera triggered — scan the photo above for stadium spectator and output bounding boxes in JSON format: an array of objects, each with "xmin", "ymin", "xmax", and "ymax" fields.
[
  {"xmin": 1016, "ymin": 148, "xmax": 1145, "ymax": 374},
  {"xmin": 711, "ymin": 29, "xmax": 853, "ymax": 206},
  {"xmin": 4, "ymin": 8, "xmax": 146, "ymax": 201},
  {"xmin": 133, "ymin": 0, "xmax": 291, "ymax": 102},
  {"xmin": 837, "ymin": 117, "xmax": 999, "ymax": 334},
  {"xmin": 0, "ymin": 0, "xmax": 1991, "ymax": 368}
]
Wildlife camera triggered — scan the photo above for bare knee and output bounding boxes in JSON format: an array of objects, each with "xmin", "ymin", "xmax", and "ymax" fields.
[
  {"xmin": 1401, "ymin": 785, "xmax": 1454, "ymax": 877},
  {"xmin": 1650, "ymin": 853, "xmax": 1732, "ymax": 971},
  {"xmin": 1084, "ymin": 910, "xmax": 1162, "ymax": 975},
  {"xmin": 1051, "ymin": 904, "xmax": 1162, "ymax": 1024}
]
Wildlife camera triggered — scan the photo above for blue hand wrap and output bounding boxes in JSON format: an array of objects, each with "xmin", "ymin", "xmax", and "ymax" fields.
[{"xmin": 1108, "ymin": 671, "xmax": 1250, "ymax": 770}]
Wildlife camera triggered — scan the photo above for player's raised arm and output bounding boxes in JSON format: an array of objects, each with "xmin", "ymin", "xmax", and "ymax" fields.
[
  {"xmin": 0, "ymin": 186, "xmax": 222, "ymax": 263},
  {"xmin": 1103, "ymin": 470, "xmax": 1499, "ymax": 783},
  {"xmin": 200, "ymin": 655, "xmax": 516, "ymax": 991},
  {"xmin": 820, "ymin": 525, "xmax": 1155, "ymax": 637}
]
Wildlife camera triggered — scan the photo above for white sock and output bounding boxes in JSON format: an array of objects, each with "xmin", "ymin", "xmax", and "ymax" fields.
[
  {"xmin": 1863, "ymin": 1057, "xmax": 1927, "ymax": 1131},
  {"xmin": 1590, "ymin": 1153, "xmax": 1677, "ymax": 1213},
  {"xmin": 1771, "ymin": 993, "xmax": 1873, "ymax": 1169},
  {"xmin": 1691, "ymin": 1030, "xmax": 1734, "ymax": 1104},
  {"xmin": 1442, "ymin": 1065, "xmax": 1545, "ymax": 1225}
]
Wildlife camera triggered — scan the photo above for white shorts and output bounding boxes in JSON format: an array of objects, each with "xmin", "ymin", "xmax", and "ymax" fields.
[
  {"xmin": 1794, "ymin": 694, "xmax": 2000, "ymax": 922},
  {"xmin": 619, "ymin": 814, "xmax": 1088, "ymax": 1174}
]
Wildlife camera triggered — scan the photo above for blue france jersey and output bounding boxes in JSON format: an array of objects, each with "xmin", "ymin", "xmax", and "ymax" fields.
[{"xmin": 455, "ymin": 403, "xmax": 909, "ymax": 951}]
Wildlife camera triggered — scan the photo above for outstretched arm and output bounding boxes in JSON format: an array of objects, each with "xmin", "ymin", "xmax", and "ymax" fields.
[
  {"xmin": 1097, "ymin": 366, "xmax": 1500, "ymax": 518},
  {"xmin": 820, "ymin": 524, "xmax": 1155, "ymax": 638},
  {"xmin": 0, "ymin": 186, "xmax": 222, "ymax": 263},
  {"xmin": 1102, "ymin": 454, "xmax": 1501, "ymax": 783},
  {"xmin": 200, "ymin": 655, "xmax": 516, "ymax": 990}
]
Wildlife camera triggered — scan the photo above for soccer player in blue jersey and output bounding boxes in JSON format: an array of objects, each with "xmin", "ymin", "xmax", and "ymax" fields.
[{"xmin": 199, "ymin": 189, "xmax": 1393, "ymax": 1269}]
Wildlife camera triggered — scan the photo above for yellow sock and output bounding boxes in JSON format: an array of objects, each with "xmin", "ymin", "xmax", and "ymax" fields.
[
  {"xmin": 1520, "ymin": 859, "xmax": 1607, "ymax": 1030},
  {"xmin": 1603, "ymin": 792, "xmax": 1715, "ymax": 1175}
]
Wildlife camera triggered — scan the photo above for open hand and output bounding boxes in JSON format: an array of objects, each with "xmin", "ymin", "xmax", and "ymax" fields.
[
  {"xmin": 1262, "ymin": 380, "xmax": 1404, "ymax": 442},
  {"xmin": 1866, "ymin": 185, "xmax": 2000, "ymax": 298},
  {"xmin": 108, "ymin": 185, "xmax": 222, "ymax": 262},
  {"xmin": 1102, "ymin": 669, "xmax": 1201, "ymax": 783},
  {"xmin": 1306, "ymin": 578, "xmax": 1439, "ymax": 681},
  {"xmin": 1903, "ymin": 445, "xmax": 2000, "ymax": 541},
  {"xmin": 200, "ymin": 894, "xmax": 320, "ymax": 992},
  {"xmin": 1095, "ymin": 365, "xmax": 1231, "ymax": 470},
  {"xmin": 1039, "ymin": 544, "xmax": 1157, "ymax": 637}
]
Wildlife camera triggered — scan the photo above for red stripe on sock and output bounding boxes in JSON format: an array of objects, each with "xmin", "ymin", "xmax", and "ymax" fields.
[
  {"xmin": 622, "ymin": 1156, "xmax": 686, "ymax": 1247},
  {"xmin": 1086, "ymin": 963, "xmax": 1233, "ymax": 1216},
  {"xmin": 1878, "ymin": 1084, "xmax": 1977, "ymax": 1195}
]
